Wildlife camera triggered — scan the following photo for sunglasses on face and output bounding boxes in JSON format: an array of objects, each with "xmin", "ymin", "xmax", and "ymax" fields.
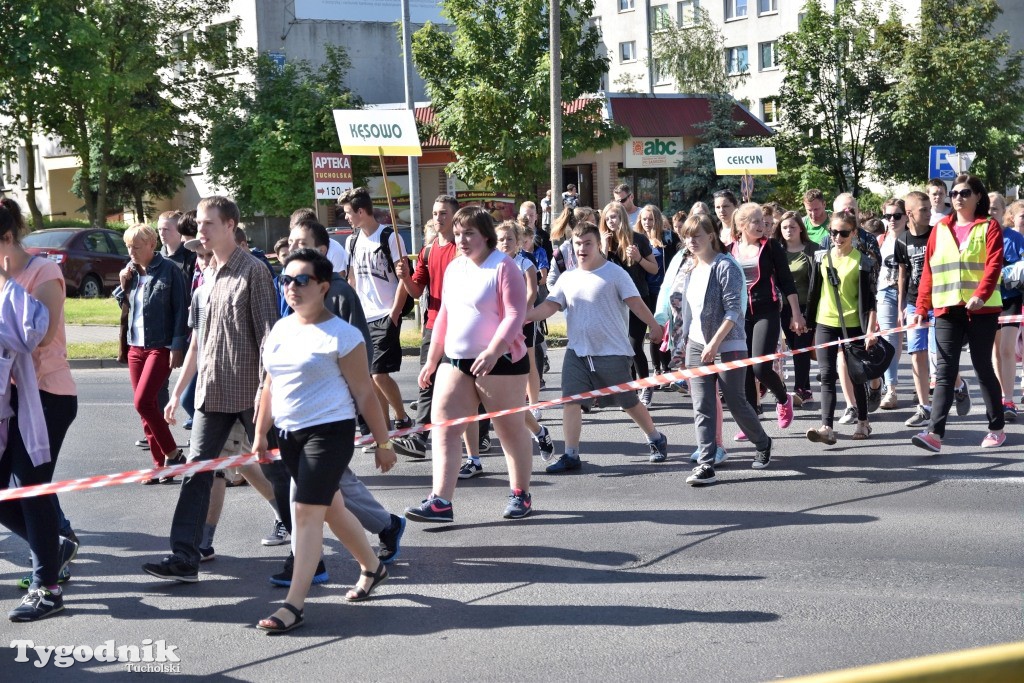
[
  {"xmin": 949, "ymin": 189, "xmax": 974, "ymax": 199},
  {"xmin": 882, "ymin": 213, "xmax": 905, "ymax": 220},
  {"xmin": 830, "ymin": 229, "xmax": 852, "ymax": 238},
  {"xmin": 281, "ymin": 274, "xmax": 315, "ymax": 288}
]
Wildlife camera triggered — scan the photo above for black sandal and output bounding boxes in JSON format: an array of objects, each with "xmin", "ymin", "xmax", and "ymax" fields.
[
  {"xmin": 257, "ymin": 602, "xmax": 304, "ymax": 634},
  {"xmin": 345, "ymin": 562, "xmax": 388, "ymax": 602}
]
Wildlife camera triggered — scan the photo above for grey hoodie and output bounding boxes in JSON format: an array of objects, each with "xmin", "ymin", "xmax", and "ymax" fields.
[{"xmin": 673, "ymin": 253, "xmax": 748, "ymax": 355}]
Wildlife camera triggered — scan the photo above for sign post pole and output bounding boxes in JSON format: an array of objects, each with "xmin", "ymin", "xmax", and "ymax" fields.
[{"xmin": 377, "ymin": 147, "xmax": 405, "ymax": 262}]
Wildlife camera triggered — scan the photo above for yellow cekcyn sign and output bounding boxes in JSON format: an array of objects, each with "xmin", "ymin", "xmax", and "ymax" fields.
[
  {"xmin": 334, "ymin": 109, "xmax": 423, "ymax": 156},
  {"xmin": 713, "ymin": 147, "xmax": 777, "ymax": 175}
]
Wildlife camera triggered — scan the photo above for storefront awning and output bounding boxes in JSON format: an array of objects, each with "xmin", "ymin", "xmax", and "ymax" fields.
[{"xmin": 606, "ymin": 94, "xmax": 774, "ymax": 138}]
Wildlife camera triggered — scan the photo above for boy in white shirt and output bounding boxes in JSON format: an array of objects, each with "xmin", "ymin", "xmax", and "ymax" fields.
[{"xmin": 529, "ymin": 223, "xmax": 669, "ymax": 471}]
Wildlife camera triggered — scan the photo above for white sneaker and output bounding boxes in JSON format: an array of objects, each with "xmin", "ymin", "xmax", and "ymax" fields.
[{"xmin": 837, "ymin": 406, "xmax": 857, "ymax": 425}]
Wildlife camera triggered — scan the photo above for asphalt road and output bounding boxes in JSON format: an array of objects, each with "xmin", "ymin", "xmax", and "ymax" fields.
[{"xmin": 0, "ymin": 351, "xmax": 1021, "ymax": 681}]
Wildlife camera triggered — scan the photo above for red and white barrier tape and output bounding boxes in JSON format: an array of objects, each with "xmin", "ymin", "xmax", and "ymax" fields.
[{"xmin": 1, "ymin": 314, "xmax": 1019, "ymax": 502}]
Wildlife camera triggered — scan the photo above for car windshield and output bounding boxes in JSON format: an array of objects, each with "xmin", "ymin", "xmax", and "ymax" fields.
[{"xmin": 23, "ymin": 230, "xmax": 75, "ymax": 249}]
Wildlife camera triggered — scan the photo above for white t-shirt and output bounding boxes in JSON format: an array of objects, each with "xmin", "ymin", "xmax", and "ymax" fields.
[
  {"xmin": 327, "ymin": 239, "xmax": 349, "ymax": 273},
  {"xmin": 262, "ymin": 314, "xmax": 365, "ymax": 431},
  {"xmin": 686, "ymin": 262, "xmax": 712, "ymax": 345},
  {"xmin": 441, "ymin": 250, "xmax": 514, "ymax": 360},
  {"xmin": 128, "ymin": 274, "xmax": 150, "ymax": 346},
  {"xmin": 546, "ymin": 260, "xmax": 639, "ymax": 357},
  {"xmin": 350, "ymin": 225, "xmax": 401, "ymax": 322}
]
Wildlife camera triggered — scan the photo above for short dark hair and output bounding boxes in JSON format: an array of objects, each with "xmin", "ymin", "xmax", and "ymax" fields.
[
  {"xmin": 293, "ymin": 219, "xmax": 330, "ymax": 248},
  {"xmin": 571, "ymin": 222, "xmax": 600, "ymax": 242},
  {"xmin": 274, "ymin": 237, "xmax": 290, "ymax": 254},
  {"xmin": 927, "ymin": 178, "xmax": 947, "ymax": 190},
  {"xmin": 713, "ymin": 189, "xmax": 738, "ymax": 207},
  {"xmin": 0, "ymin": 197, "xmax": 26, "ymax": 242},
  {"xmin": 452, "ymin": 206, "xmax": 497, "ymax": 249},
  {"xmin": 954, "ymin": 174, "xmax": 990, "ymax": 218},
  {"xmin": 566, "ymin": 183, "xmax": 576, "ymax": 192},
  {"xmin": 613, "ymin": 183, "xmax": 632, "ymax": 196},
  {"xmin": 197, "ymin": 196, "xmax": 241, "ymax": 228},
  {"xmin": 340, "ymin": 186, "xmax": 374, "ymax": 215},
  {"xmin": 433, "ymin": 194, "xmax": 459, "ymax": 212},
  {"xmin": 774, "ymin": 210, "xmax": 810, "ymax": 246},
  {"xmin": 177, "ymin": 209, "xmax": 198, "ymax": 237},
  {"xmin": 289, "ymin": 207, "xmax": 317, "ymax": 229},
  {"xmin": 233, "ymin": 226, "xmax": 248, "ymax": 245},
  {"xmin": 283, "ymin": 247, "xmax": 333, "ymax": 283},
  {"xmin": 802, "ymin": 189, "xmax": 825, "ymax": 204}
]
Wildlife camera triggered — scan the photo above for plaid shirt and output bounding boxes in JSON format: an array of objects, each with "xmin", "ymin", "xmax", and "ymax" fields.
[{"xmin": 195, "ymin": 246, "xmax": 279, "ymax": 413}]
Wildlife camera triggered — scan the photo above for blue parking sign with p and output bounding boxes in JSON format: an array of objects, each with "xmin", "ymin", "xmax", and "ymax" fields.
[{"xmin": 929, "ymin": 145, "xmax": 957, "ymax": 180}]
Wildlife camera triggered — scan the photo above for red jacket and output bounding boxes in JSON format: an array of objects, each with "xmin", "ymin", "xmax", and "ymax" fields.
[{"xmin": 916, "ymin": 214, "xmax": 1003, "ymax": 317}]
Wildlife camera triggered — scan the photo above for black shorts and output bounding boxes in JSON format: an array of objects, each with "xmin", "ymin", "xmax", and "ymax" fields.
[
  {"xmin": 523, "ymin": 322, "xmax": 536, "ymax": 348},
  {"xmin": 449, "ymin": 354, "xmax": 530, "ymax": 377},
  {"xmin": 277, "ymin": 419, "xmax": 355, "ymax": 505},
  {"xmin": 1000, "ymin": 297, "xmax": 1022, "ymax": 328},
  {"xmin": 368, "ymin": 316, "xmax": 403, "ymax": 374}
]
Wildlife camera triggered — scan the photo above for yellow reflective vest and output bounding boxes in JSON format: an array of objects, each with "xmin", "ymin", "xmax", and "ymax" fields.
[{"xmin": 929, "ymin": 218, "xmax": 1001, "ymax": 309}]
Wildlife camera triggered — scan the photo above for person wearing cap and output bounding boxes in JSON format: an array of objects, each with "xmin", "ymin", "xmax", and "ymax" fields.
[{"xmin": 113, "ymin": 224, "xmax": 189, "ymax": 479}]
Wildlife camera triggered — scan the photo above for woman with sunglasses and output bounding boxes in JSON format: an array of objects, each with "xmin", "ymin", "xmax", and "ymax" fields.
[
  {"xmin": 875, "ymin": 199, "xmax": 908, "ymax": 410},
  {"xmin": 253, "ymin": 249, "xmax": 395, "ymax": 634},
  {"xmin": 912, "ymin": 175, "xmax": 1005, "ymax": 452},
  {"xmin": 730, "ymin": 203, "xmax": 803, "ymax": 433},
  {"xmin": 805, "ymin": 212, "xmax": 878, "ymax": 443}
]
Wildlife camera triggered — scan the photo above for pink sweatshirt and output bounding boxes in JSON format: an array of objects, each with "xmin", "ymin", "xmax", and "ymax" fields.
[{"xmin": 434, "ymin": 249, "xmax": 527, "ymax": 361}]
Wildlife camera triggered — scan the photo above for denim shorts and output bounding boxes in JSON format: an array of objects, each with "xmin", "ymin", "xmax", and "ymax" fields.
[{"xmin": 905, "ymin": 305, "xmax": 934, "ymax": 354}]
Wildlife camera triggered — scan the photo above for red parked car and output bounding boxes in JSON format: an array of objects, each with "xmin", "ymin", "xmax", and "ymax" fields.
[{"xmin": 22, "ymin": 228, "xmax": 130, "ymax": 297}]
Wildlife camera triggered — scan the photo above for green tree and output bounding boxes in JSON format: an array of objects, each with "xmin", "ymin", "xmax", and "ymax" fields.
[
  {"xmin": 777, "ymin": 0, "xmax": 904, "ymax": 195},
  {"xmin": 4, "ymin": 0, "xmax": 231, "ymax": 227},
  {"xmin": 0, "ymin": 0, "xmax": 82, "ymax": 228},
  {"xmin": 650, "ymin": 7, "xmax": 733, "ymax": 95},
  {"xmin": 205, "ymin": 47, "xmax": 366, "ymax": 217},
  {"xmin": 652, "ymin": 8, "xmax": 750, "ymax": 209},
  {"xmin": 873, "ymin": 0, "xmax": 1024, "ymax": 190},
  {"xmin": 412, "ymin": 0, "xmax": 626, "ymax": 195}
]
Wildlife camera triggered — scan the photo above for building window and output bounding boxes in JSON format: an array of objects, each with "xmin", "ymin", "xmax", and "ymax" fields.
[
  {"xmin": 678, "ymin": 0, "xmax": 699, "ymax": 26},
  {"xmin": 651, "ymin": 4, "xmax": 672, "ymax": 30},
  {"xmin": 762, "ymin": 98, "xmax": 780, "ymax": 124},
  {"xmin": 759, "ymin": 41, "xmax": 778, "ymax": 70},
  {"xmin": 619, "ymin": 0, "xmax": 635, "ymax": 10},
  {"xmin": 653, "ymin": 58, "xmax": 672, "ymax": 85},
  {"xmin": 725, "ymin": 0, "xmax": 747, "ymax": 20},
  {"xmin": 205, "ymin": 20, "xmax": 239, "ymax": 71},
  {"xmin": 725, "ymin": 46, "xmax": 749, "ymax": 74},
  {"xmin": 620, "ymin": 41, "xmax": 637, "ymax": 62},
  {"xmin": 758, "ymin": 0, "xmax": 777, "ymax": 13}
]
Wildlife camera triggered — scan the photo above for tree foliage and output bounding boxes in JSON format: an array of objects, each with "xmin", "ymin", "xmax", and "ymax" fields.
[
  {"xmin": 205, "ymin": 47, "xmax": 366, "ymax": 217},
  {"xmin": 412, "ymin": 0, "xmax": 626, "ymax": 195},
  {"xmin": 1, "ymin": 0, "xmax": 231, "ymax": 227},
  {"xmin": 777, "ymin": 0, "xmax": 904, "ymax": 196},
  {"xmin": 650, "ymin": 8, "xmax": 734, "ymax": 95},
  {"xmin": 872, "ymin": 0, "xmax": 1024, "ymax": 189}
]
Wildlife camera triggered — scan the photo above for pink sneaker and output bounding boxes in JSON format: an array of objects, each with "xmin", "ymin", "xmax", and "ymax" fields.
[
  {"xmin": 981, "ymin": 432, "xmax": 1006, "ymax": 448},
  {"xmin": 733, "ymin": 431, "xmax": 748, "ymax": 442},
  {"xmin": 911, "ymin": 431, "xmax": 942, "ymax": 453},
  {"xmin": 776, "ymin": 394, "xmax": 794, "ymax": 429}
]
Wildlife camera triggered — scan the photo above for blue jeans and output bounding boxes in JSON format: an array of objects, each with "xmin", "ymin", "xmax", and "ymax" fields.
[
  {"xmin": 169, "ymin": 408, "xmax": 255, "ymax": 568},
  {"xmin": 876, "ymin": 287, "xmax": 900, "ymax": 388}
]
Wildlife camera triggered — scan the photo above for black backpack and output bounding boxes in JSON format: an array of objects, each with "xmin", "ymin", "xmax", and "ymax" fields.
[{"xmin": 347, "ymin": 226, "xmax": 415, "ymax": 318}]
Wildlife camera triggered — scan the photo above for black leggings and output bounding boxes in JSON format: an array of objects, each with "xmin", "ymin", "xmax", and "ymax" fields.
[
  {"xmin": 930, "ymin": 309, "xmax": 1003, "ymax": 437},
  {"xmin": 0, "ymin": 390, "xmax": 78, "ymax": 587},
  {"xmin": 646, "ymin": 293, "xmax": 671, "ymax": 373},
  {"xmin": 745, "ymin": 308, "xmax": 788, "ymax": 408},
  {"xmin": 782, "ymin": 309, "xmax": 815, "ymax": 393},
  {"xmin": 628, "ymin": 311, "xmax": 650, "ymax": 380},
  {"xmin": 816, "ymin": 324, "xmax": 866, "ymax": 426}
]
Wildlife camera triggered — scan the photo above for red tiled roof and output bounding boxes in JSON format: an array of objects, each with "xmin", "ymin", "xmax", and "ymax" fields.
[
  {"xmin": 413, "ymin": 98, "xmax": 601, "ymax": 148},
  {"xmin": 607, "ymin": 94, "xmax": 773, "ymax": 138}
]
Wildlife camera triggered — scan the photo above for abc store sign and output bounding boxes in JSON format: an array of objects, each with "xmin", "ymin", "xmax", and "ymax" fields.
[{"xmin": 624, "ymin": 137, "xmax": 684, "ymax": 169}]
